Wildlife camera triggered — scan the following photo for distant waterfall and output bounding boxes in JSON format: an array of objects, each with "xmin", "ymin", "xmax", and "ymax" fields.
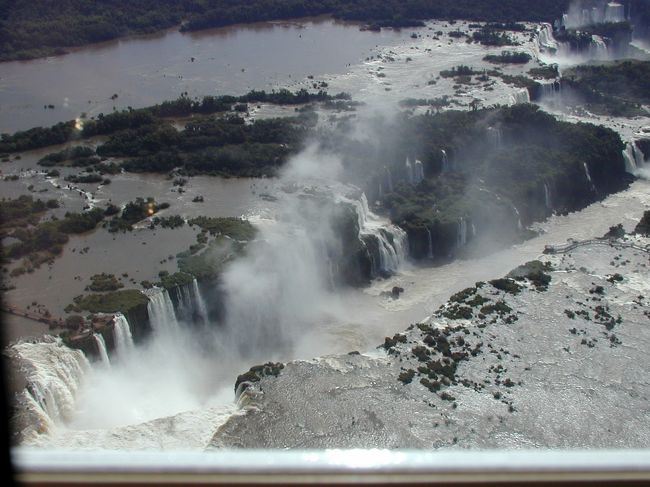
[
  {"xmin": 414, "ymin": 160, "xmax": 424, "ymax": 184},
  {"xmin": 589, "ymin": 35, "xmax": 609, "ymax": 59},
  {"xmin": 536, "ymin": 23, "xmax": 559, "ymax": 52},
  {"xmin": 510, "ymin": 88, "xmax": 530, "ymax": 105},
  {"xmin": 353, "ymin": 193, "xmax": 408, "ymax": 275},
  {"xmin": 147, "ymin": 288, "xmax": 180, "ymax": 334},
  {"xmin": 583, "ymin": 162, "xmax": 597, "ymax": 193},
  {"xmin": 174, "ymin": 279, "xmax": 209, "ymax": 325},
  {"xmin": 426, "ymin": 227, "xmax": 434, "ymax": 259},
  {"xmin": 441, "ymin": 150, "xmax": 450, "ymax": 173},
  {"xmin": 623, "ymin": 141, "xmax": 648, "ymax": 174},
  {"xmin": 539, "ymin": 80, "xmax": 562, "ymax": 105},
  {"xmin": 512, "ymin": 205, "xmax": 523, "ymax": 231},
  {"xmin": 488, "ymin": 127, "xmax": 503, "ymax": 148},
  {"xmin": 13, "ymin": 338, "xmax": 91, "ymax": 430},
  {"xmin": 406, "ymin": 158, "xmax": 424, "ymax": 185},
  {"xmin": 113, "ymin": 313, "xmax": 134, "ymax": 357},
  {"xmin": 405, "ymin": 158, "xmax": 414, "ymax": 185},
  {"xmin": 457, "ymin": 218, "xmax": 468, "ymax": 248},
  {"xmin": 192, "ymin": 279, "xmax": 209, "ymax": 325},
  {"xmin": 93, "ymin": 334, "xmax": 110, "ymax": 366},
  {"xmin": 544, "ymin": 182, "xmax": 552, "ymax": 210}
]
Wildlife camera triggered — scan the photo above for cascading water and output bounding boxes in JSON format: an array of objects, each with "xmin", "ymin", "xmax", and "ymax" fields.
[
  {"xmin": 353, "ymin": 193, "xmax": 408, "ymax": 275},
  {"xmin": 583, "ymin": 162, "xmax": 597, "ymax": 193},
  {"xmin": 457, "ymin": 218, "xmax": 468, "ymax": 248},
  {"xmin": 414, "ymin": 160, "xmax": 424, "ymax": 184},
  {"xmin": 112, "ymin": 313, "xmax": 134, "ymax": 358},
  {"xmin": 426, "ymin": 227, "xmax": 434, "ymax": 259},
  {"xmin": 589, "ymin": 34, "xmax": 609, "ymax": 59},
  {"xmin": 510, "ymin": 88, "xmax": 531, "ymax": 105},
  {"xmin": 544, "ymin": 182, "xmax": 552, "ymax": 210},
  {"xmin": 623, "ymin": 140, "xmax": 648, "ymax": 175},
  {"xmin": 488, "ymin": 127, "xmax": 503, "ymax": 149},
  {"xmin": 93, "ymin": 334, "xmax": 110, "ymax": 366},
  {"xmin": 174, "ymin": 279, "xmax": 208, "ymax": 325},
  {"xmin": 192, "ymin": 278, "xmax": 209, "ymax": 325},
  {"xmin": 536, "ymin": 22, "xmax": 559, "ymax": 54},
  {"xmin": 13, "ymin": 338, "xmax": 91, "ymax": 431},
  {"xmin": 147, "ymin": 288, "xmax": 181, "ymax": 334},
  {"xmin": 441, "ymin": 150, "xmax": 450, "ymax": 173},
  {"xmin": 512, "ymin": 205, "xmax": 523, "ymax": 231}
]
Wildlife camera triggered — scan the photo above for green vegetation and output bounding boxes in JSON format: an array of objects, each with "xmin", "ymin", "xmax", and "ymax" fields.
[
  {"xmin": 489, "ymin": 278, "xmax": 523, "ymax": 295},
  {"xmin": 38, "ymin": 146, "xmax": 97, "ymax": 167},
  {"xmin": 104, "ymin": 197, "xmax": 169, "ymax": 232},
  {"xmin": 562, "ymin": 60, "xmax": 650, "ymax": 117},
  {"xmin": 3, "ymin": 207, "xmax": 105, "ymax": 274},
  {"xmin": 372, "ymin": 104, "xmax": 627, "ymax": 259},
  {"xmin": 528, "ymin": 65, "xmax": 559, "ymax": 79},
  {"xmin": 234, "ymin": 362, "xmax": 284, "ymax": 392},
  {"xmin": 157, "ymin": 270, "xmax": 194, "ymax": 290},
  {"xmin": 87, "ymin": 273, "xmax": 123, "ymax": 292},
  {"xmin": 69, "ymin": 289, "xmax": 149, "ymax": 314},
  {"xmin": 398, "ymin": 369, "xmax": 416, "ymax": 384},
  {"xmin": 0, "ymin": 1, "xmax": 570, "ymax": 62},
  {"xmin": 188, "ymin": 217, "xmax": 256, "ymax": 241},
  {"xmin": 507, "ymin": 260, "xmax": 553, "ymax": 291},
  {"xmin": 0, "ymin": 121, "xmax": 75, "ymax": 153},
  {"xmin": 0, "ymin": 90, "xmax": 338, "ymax": 158},
  {"xmin": 472, "ymin": 28, "xmax": 517, "ymax": 46},
  {"xmin": 0, "ymin": 195, "xmax": 52, "ymax": 232},
  {"xmin": 440, "ymin": 65, "xmax": 481, "ymax": 78},
  {"xmin": 483, "ymin": 51, "xmax": 531, "ymax": 64}
]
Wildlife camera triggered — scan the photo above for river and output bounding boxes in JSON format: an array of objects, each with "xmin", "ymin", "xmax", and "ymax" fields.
[{"xmin": 4, "ymin": 15, "xmax": 650, "ymax": 451}]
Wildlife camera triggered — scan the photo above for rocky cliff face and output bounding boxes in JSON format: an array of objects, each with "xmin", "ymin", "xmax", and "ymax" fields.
[{"xmin": 211, "ymin": 230, "xmax": 650, "ymax": 449}]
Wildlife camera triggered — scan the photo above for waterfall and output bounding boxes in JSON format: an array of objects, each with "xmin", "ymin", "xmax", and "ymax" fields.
[
  {"xmin": 589, "ymin": 35, "xmax": 609, "ymax": 59},
  {"xmin": 441, "ymin": 150, "xmax": 450, "ymax": 173},
  {"xmin": 191, "ymin": 278, "xmax": 209, "ymax": 325},
  {"xmin": 512, "ymin": 205, "xmax": 523, "ymax": 231},
  {"xmin": 471, "ymin": 223, "xmax": 477, "ymax": 238},
  {"xmin": 488, "ymin": 127, "xmax": 503, "ymax": 148},
  {"xmin": 147, "ymin": 288, "xmax": 180, "ymax": 334},
  {"xmin": 112, "ymin": 313, "xmax": 134, "ymax": 357},
  {"xmin": 583, "ymin": 162, "xmax": 597, "ymax": 193},
  {"xmin": 536, "ymin": 23, "xmax": 559, "ymax": 52},
  {"xmin": 93, "ymin": 334, "xmax": 110, "ymax": 366},
  {"xmin": 544, "ymin": 182, "xmax": 552, "ymax": 210},
  {"xmin": 605, "ymin": 2, "xmax": 626, "ymax": 23},
  {"xmin": 414, "ymin": 160, "xmax": 425, "ymax": 184},
  {"xmin": 510, "ymin": 88, "xmax": 530, "ymax": 105},
  {"xmin": 13, "ymin": 338, "xmax": 91, "ymax": 429},
  {"xmin": 457, "ymin": 218, "xmax": 468, "ymax": 248},
  {"xmin": 623, "ymin": 140, "xmax": 647, "ymax": 174},
  {"xmin": 426, "ymin": 227, "xmax": 434, "ymax": 259},
  {"xmin": 352, "ymin": 193, "xmax": 408, "ymax": 275},
  {"xmin": 405, "ymin": 157, "xmax": 415, "ymax": 185},
  {"xmin": 383, "ymin": 166, "xmax": 393, "ymax": 193}
]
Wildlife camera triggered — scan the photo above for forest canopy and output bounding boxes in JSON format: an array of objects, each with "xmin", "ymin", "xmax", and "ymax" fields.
[{"xmin": 0, "ymin": 0, "xmax": 573, "ymax": 61}]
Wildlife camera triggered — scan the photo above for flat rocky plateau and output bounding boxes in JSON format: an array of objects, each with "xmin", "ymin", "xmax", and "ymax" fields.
[{"xmin": 211, "ymin": 234, "xmax": 650, "ymax": 449}]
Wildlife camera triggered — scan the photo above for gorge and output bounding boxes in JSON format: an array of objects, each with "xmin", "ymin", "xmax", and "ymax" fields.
[{"xmin": 2, "ymin": 0, "xmax": 650, "ymax": 453}]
